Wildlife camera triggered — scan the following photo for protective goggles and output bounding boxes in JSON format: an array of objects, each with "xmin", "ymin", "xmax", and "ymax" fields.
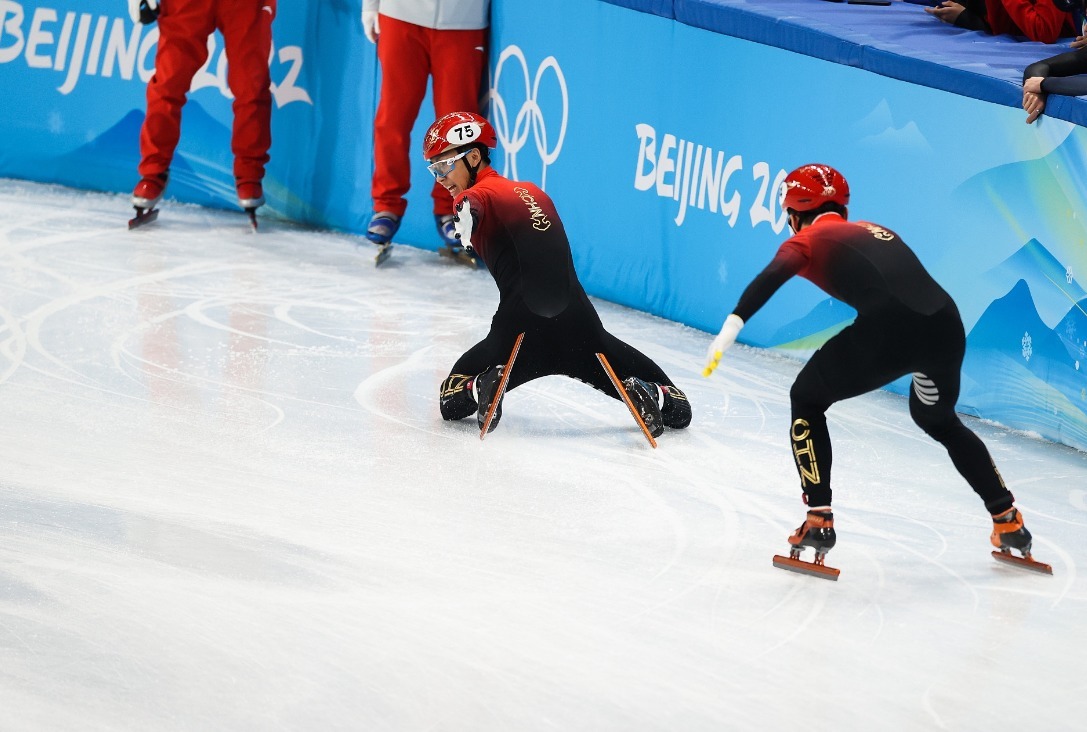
[{"xmin": 427, "ymin": 150, "xmax": 470, "ymax": 179}]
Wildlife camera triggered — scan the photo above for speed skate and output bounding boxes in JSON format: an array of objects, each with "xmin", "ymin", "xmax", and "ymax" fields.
[
  {"xmin": 989, "ymin": 507, "xmax": 1052, "ymax": 574},
  {"xmin": 991, "ymin": 549, "xmax": 1053, "ymax": 574},
  {"xmin": 127, "ymin": 206, "xmax": 159, "ymax": 229},
  {"xmin": 773, "ymin": 509, "xmax": 839, "ymax": 580},
  {"xmin": 772, "ymin": 550, "xmax": 841, "ymax": 580}
]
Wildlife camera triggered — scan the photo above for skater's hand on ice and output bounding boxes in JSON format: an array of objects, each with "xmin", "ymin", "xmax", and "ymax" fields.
[
  {"xmin": 703, "ymin": 314, "xmax": 744, "ymax": 377},
  {"xmin": 128, "ymin": 0, "xmax": 158, "ymax": 24},
  {"xmin": 362, "ymin": 10, "xmax": 380, "ymax": 42}
]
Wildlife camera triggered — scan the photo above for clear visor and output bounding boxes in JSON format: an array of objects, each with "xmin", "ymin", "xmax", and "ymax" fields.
[{"xmin": 426, "ymin": 150, "xmax": 470, "ymax": 179}]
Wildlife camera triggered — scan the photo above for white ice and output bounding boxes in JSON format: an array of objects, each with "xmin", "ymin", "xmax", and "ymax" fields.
[{"xmin": 1, "ymin": 179, "xmax": 1085, "ymax": 731}]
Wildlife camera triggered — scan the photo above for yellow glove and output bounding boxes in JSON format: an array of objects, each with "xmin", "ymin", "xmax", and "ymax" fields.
[{"xmin": 703, "ymin": 314, "xmax": 744, "ymax": 377}]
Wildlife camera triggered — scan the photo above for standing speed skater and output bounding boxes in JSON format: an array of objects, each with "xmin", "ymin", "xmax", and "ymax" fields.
[
  {"xmin": 426, "ymin": 112, "xmax": 692, "ymax": 441},
  {"xmin": 702, "ymin": 163, "xmax": 1050, "ymax": 579}
]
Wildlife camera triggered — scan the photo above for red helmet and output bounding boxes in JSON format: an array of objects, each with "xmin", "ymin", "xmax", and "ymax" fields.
[
  {"xmin": 779, "ymin": 164, "xmax": 850, "ymax": 213},
  {"xmin": 422, "ymin": 112, "xmax": 497, "ymax": 159}
]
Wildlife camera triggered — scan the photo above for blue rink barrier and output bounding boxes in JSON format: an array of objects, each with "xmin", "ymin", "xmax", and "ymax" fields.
[
  {"xmin": 0, "ymin": 0, "xmax": 380, "ymax": 234},
  {"xmin": 493, "ymin": 0, "xmax": 1087, "ymax": 451},
  {"xmin": 2, "ymin": 0, "xmax": 1087, "ymax": 451}
]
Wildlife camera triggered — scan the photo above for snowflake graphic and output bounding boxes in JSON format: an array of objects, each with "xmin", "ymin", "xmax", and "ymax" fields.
[
  {"xmin": 1022, "ymin": 331, "xmax": 1033, "ymax": 362},
  {"xmin": 1067, "ymin": 266, "xmax": 1074, "ymax": 284}
]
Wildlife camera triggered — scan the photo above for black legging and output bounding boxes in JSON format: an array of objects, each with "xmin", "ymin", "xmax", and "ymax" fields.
[
  {"xmin": 440, "ymin": 293, "xmax": 675, "ymax": 421},
  {"xmin": 788, "ymin": 303, "xmax": 1013, "ymax": 514}
]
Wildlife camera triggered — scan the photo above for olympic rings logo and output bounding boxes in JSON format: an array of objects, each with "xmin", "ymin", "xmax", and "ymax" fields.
[{"xmin": 487, "ymin": 45, "xmax": 568, "ymax": 190}]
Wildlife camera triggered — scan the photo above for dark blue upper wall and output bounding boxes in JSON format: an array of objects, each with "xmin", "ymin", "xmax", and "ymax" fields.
[
  {"xmin": 600, "ymin": 0, "xmax": 1087, "ymax": 127},
  {"xmin": 600, "ymin": 0, "xmax": 674, "ymax": 17}
]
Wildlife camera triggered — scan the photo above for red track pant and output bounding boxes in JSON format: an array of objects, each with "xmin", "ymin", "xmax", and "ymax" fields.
[
  {"xmin": 372, "ymin": 15, "xmax": 486, "ymax": 217},
  {"xmin": 139, "ymin": 0, "xmax": 275, "ymax": 186}
]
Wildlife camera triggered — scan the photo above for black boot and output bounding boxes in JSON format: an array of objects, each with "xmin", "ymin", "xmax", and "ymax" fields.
[
  {"xmin": 622, "ymin": 377, "xmax": 664, "ymax": 437},
  {"xmin": 475, "ymin": 365, "xmax": 505, "ymax": 433},
  {"xmin": 788, "ymin": 510, "xmax": 836, "ymax": 559},
  {"xmin": 990, "ymin": 507, "xmax": 1033, "ymax": 556},
  {"xmin": 660, "ymin": 384, "xmax": 692, "ymax": 429}
]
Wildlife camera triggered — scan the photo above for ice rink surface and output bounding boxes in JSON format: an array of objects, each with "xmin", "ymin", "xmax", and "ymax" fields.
[{"xmin": 1, "ymin": 180, "xmax": 1085, "ymax": 731}]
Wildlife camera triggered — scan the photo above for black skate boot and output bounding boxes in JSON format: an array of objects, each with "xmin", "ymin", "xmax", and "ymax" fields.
[
  {"xmin": 622, "ymin": 377, "xmax": 664, "ymax": 437},
  {"xmin": 788, "ymin": 509, "xmax": 836, "ymax": 558},
  {"xmin": 990, "ymin": 507, "xmax": 1032, "ymax": 555},
  {"xmin": 660, "ymin": 384, "xmax": 692, "ymax": 429},
  {"xmin": 989, "ymin": 507, "xmax": 1052, "ymax": 574},
  {"xmin": 475, "ymin": 365, "xmax": 505, "ymax": 433},
  {"xmin": 773, "ymin": 509, "xmax": 840, "ymax": 580}
]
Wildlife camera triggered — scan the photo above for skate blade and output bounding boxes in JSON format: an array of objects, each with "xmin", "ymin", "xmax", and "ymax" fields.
[
  {"xmin": 773, "ymin": 554, "xmax": 840, "ymax": 581},
  {"xmin": 128, "ymin": 208, "xmax": 158, "ymax": 229},
  {"xmin": 439, "ymin": 246, "xmax": 478, "ymax": 267},
  {"xmin": 991, "ymin": 550, "xmax": 1053, "ymax": 575},
  {"xmin": 245, "ymin": 208, "xmax": 259, "ymax": 233},
  {"xmin": 479, "ymin": 332, "xmax": 524, "ymax": 441},
  {"xmin": 374, "ymin": 243, "xmax": 393, "ymax": 266}
]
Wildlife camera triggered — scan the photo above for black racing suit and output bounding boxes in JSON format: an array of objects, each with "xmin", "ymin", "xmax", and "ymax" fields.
[
  {"xmin": 439, "ymin": 167, "xmax": 689, "ymax": 428},
  {"xmin": 732, "ymin": 213, "xmax": 1012, "ymax": 514}
]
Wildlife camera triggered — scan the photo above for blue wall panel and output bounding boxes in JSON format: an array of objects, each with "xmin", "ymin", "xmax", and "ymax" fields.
[{"xmin": 2, "ymin": 0, "xmax": 1086, "ymax": 450}]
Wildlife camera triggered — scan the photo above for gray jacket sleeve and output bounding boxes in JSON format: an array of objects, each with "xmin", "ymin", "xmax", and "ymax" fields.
[{"xmin": 377, "ymin": 0, "xmax": 489, "ymax": 30}]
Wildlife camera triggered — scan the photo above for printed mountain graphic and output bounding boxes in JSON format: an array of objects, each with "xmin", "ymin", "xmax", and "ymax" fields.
[
  {"xmin": 1055, "ymin": 297, "xmax": 1087, "ymax": 365},
  {"xmin": 962, "ymin": 279, "xmax": 1087, "ymax": 447},
  {"xmin": 967, "ymin": 279, "xmax": 1069, "ymax": 365},
  {"xmin": 958, "ymin": 127, "xmax": 1087, "ymax": 220},
  {"xmin": 769, "ymin": 297, "xmax": 856, "ymax": 347},
  {"xmin": 986, "ymin": 237, "xmax": 1083, "ymax": 326},
  {"xmin": 58, "ymin": 104, "xmax": 236, "ymax": 208},
  {"xmin": 53, "ymin": 109, "xmax": 146, "ymax": 193},
  {"xmin": 966, "ymin": 279, "xmax": 1086, "ymax": 416}
]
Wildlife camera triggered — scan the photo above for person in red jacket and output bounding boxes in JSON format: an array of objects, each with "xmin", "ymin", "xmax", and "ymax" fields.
[
  {"xmin": 703, "ymin": 164, "xmax": 1045, "ymax": 574},
  {"xmin": 128, "ymin": 0, "xmax": 275, "ymax": 222},
  {"xmin": 926, "ymin": 0, "xmax": 1073, "ymax": 44},
  {"xmin": 424, "ymin": 112, "xmax": 692, "ymax": 437}
]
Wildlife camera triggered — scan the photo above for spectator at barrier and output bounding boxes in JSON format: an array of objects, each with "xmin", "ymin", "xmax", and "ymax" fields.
[
  {"xmin": 362, "ymin": 0, "xmax": 490, "ymax": 262},
  {"xmin": 128, "ymin": 0, "xmax": 276, "ymax": 226},
  {"xmin": 925, "ymin": 0, "xmax": 1074, "ymax": 44},
  {"xmin": 1022, "ymin": 1, "xmax": 1087, "ymax": 123}
]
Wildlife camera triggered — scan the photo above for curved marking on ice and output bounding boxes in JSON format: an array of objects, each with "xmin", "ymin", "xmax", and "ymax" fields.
[
  {"xmin": 22, "ymin": 262, "xmax": 241, "ymax": 384},
  {"xmin": 921, "ymin": 683, "xmax": 951, "ymax": 730},
  {"xmin": 0, "ymin": 304, "xmax": 27, "ymax": 385},
  {"xmin": 272, "ymin": 304, "xmax": 357, "ymax": 342},
  {"xmin": 183, "ymin": 296, "xmax": 296, "ymax": 348},
  {"xmin": 353, "ymin": 346, "xmax": 457, "ymax": 440}
]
